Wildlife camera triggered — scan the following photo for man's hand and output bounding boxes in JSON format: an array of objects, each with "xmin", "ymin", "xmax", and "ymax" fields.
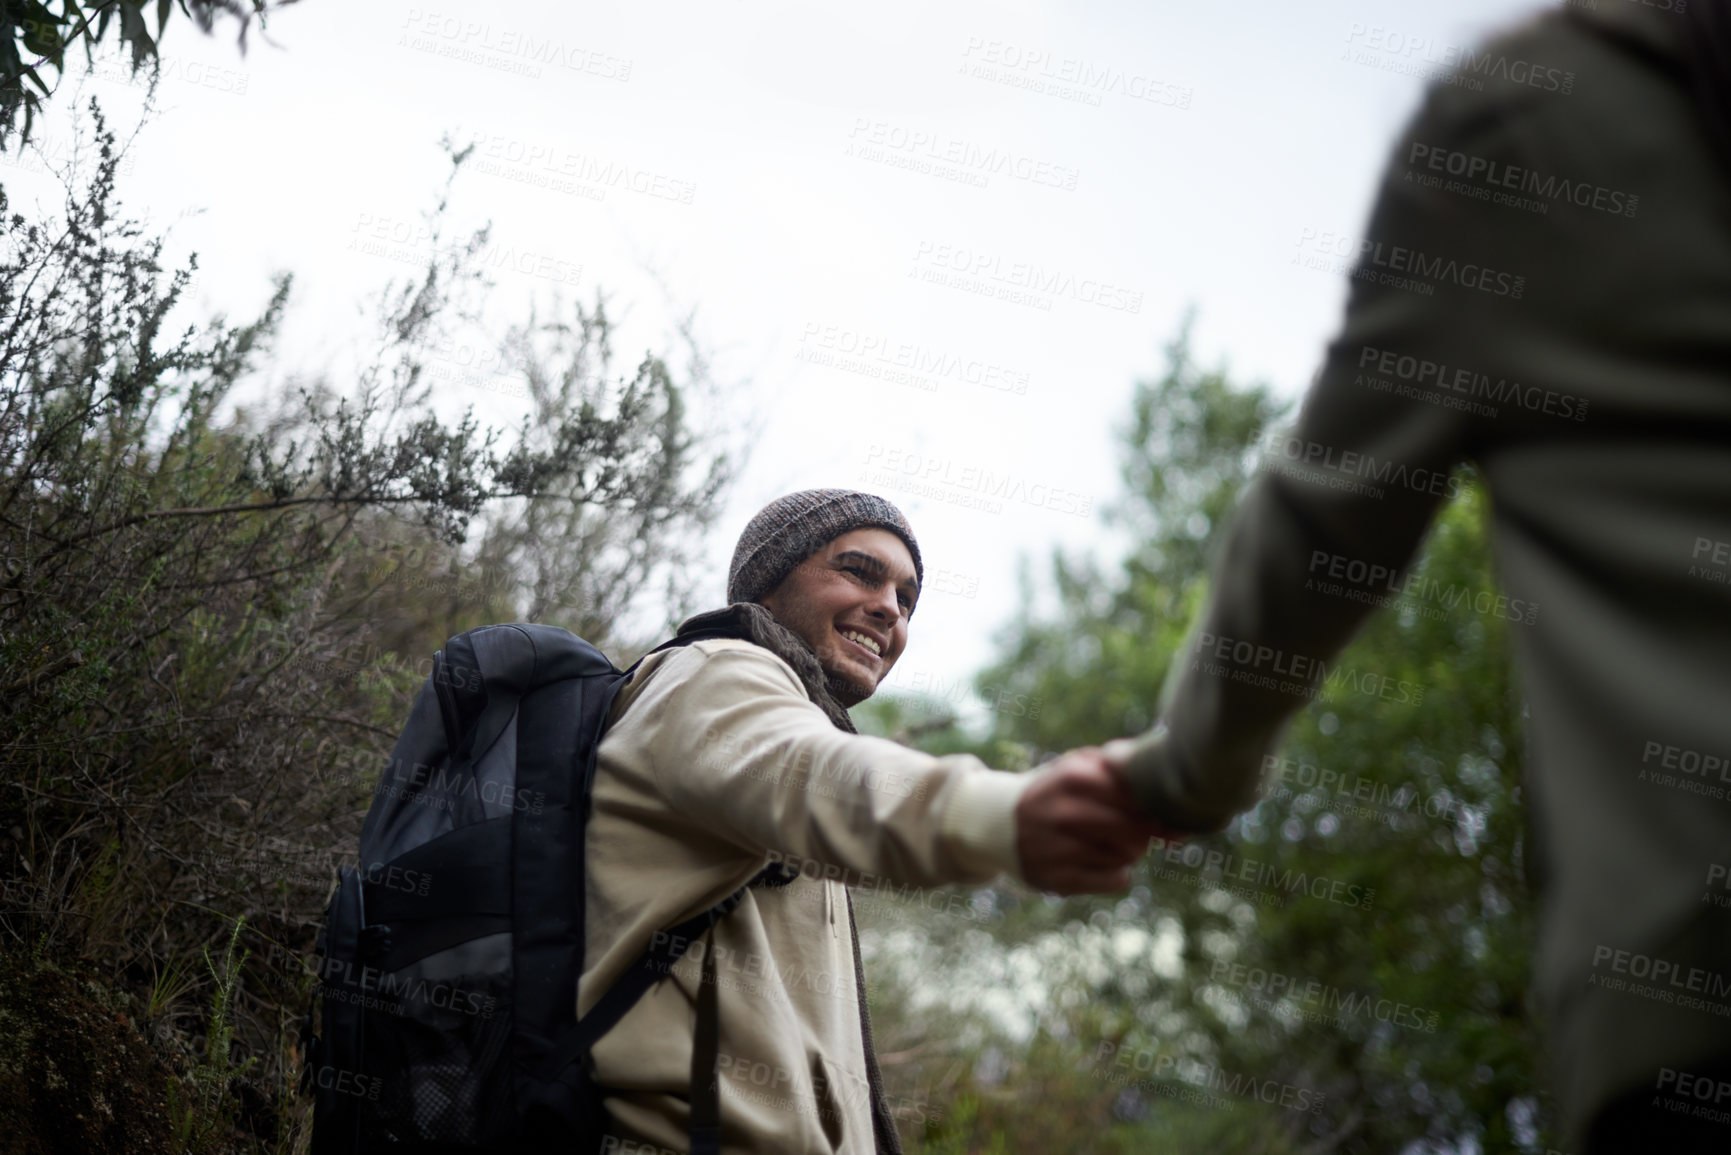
[
  {"xmin": 1014, "ymin": 747, "xmax": 1173, "ymax": 895},
  {"xmin": 1100, "ymin": 730, "xmax": 1220, "ymax": 840}
]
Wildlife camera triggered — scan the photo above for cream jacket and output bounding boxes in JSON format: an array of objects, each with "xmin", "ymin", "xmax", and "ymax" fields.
[{"xmin": 581, "ymin": 638, "xmax": 1030, "ymax": 1154}]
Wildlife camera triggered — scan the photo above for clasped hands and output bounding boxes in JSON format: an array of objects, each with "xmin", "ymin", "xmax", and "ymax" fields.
[{"xmin": 1013, "ymin": 741, "xmax": 1183, "ymax": 896}]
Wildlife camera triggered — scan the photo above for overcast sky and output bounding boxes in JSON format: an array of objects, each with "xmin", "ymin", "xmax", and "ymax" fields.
[{"xmin": 7, "ymin": 0, "xmax": 1555, "ymax": 728}]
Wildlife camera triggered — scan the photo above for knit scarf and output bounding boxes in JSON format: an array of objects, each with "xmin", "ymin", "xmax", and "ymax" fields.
[{"xmin": 672, "ymin": 603, "xmax": 906, "ymax": 1155}]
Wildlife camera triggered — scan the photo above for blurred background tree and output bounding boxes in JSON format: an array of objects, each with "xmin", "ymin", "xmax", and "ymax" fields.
[{"xmin": 856, "ymin": 322, "xmax": 1553, "ymax": 1154}]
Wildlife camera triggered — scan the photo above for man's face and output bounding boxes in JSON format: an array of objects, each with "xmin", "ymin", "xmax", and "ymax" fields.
[{"xmin": 757, "ymin": 527, "xmax": 919, "ymax": 707}]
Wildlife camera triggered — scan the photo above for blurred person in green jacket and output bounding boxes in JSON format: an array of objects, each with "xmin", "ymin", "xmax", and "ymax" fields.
[{"xmin": 1106, "ymin": 3, "xmax": 1731, "ymax": 1150}]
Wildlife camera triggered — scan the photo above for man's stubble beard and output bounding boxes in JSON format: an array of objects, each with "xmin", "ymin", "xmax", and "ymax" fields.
[{"xmin": 826, "ymin": 668, "xmax": 877, "ymax": 709}]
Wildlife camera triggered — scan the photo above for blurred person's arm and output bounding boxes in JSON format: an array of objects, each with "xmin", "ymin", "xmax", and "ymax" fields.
[{"xmin": 1109, "ymin": 74, "xmax": 1553, "ymax": 831}]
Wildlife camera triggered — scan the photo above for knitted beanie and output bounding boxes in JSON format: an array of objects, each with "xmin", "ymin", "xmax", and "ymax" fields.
[{"xmin": 727, "ymin": 489, "xmax": 923, "ymax": 608}]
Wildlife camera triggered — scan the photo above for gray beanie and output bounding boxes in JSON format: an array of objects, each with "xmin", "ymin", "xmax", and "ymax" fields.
[{"xmin": 728, "ymin": 489, "xmax": 923, "ymax": 608}]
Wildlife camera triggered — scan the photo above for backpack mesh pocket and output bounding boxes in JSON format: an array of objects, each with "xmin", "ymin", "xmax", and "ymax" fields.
[{"xmin": 359, "ymin": 969, "xmax": 513, "ymax": 1146}]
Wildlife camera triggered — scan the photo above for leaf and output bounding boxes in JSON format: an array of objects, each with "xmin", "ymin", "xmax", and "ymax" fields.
[
  {"xmin": 118, "ymin": 2, "xmax": 157, "ymax": 70},
  {"xmin": 21, "ymin": 66, "xmax": 53, "ymax": 97},
  {"xmin": 21, "ymin": 0, "xmax": 63, "ymax": 25},
  {"xmin": 157, "ymin": 0, "xmax": 172, "ymax": 35},
  {"xmin": 18, "ymin": 36, "xmax": 58, "ymax": 68},
  {"xmin": 19, "ymin": 5, "xmax": 66, "ymax": 59}
]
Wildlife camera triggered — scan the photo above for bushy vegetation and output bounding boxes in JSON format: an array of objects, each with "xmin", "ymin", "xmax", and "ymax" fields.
[{"xmin": 0, "ymin": 102, "xmax": 736, "ymax": 1152}]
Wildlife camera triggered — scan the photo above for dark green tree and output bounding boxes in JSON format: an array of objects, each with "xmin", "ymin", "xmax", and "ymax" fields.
[
  {"xmin": 1, "ymin": 0, "xmax": 293, "ymax": 147},
  {"xmin": 861, "ymin": 321, "xmax": 1555, "ymax": 1153}
]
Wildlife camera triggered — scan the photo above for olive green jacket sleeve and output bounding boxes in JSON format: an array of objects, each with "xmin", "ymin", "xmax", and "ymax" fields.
[
  {"xmin": 1118, "ymin": 3, "xmax": 1700, "ymax": 832},
  {"xmin": 1117, "ymin": 63, "xmax": 1492, "ymax": 830}
]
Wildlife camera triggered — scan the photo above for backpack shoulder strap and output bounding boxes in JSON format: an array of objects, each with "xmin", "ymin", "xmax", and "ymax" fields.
[{"xmin": 533, "ymin": 870, "xmax": 772, "ymax": 1088}]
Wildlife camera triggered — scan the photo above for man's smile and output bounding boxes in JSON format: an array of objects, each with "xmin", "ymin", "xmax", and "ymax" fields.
[{"xmin": 837, "ymin": 627, "xmax": 884, "ymax": 659}]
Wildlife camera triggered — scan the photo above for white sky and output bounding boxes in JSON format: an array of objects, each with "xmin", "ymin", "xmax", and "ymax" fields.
[{"xmin": 5, "ymin": 0, "xmax": 1555, "ymax": 725}]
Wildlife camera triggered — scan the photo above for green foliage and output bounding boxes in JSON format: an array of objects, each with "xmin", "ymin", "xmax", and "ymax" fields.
[
  {"xmin": 169, "ymin": 916, "xmax": 255, "ymax": 1153},
  {"xmin": 864, "ymin": 322, "xmax": 1558, "ymax": 1153},
  {"xmin": 0, "ymin": 103, "xmax": 740, "ymax": 1150},
  {"xmin": 0, "ymin": 0, "xmax": 294, "ymax": 148}
]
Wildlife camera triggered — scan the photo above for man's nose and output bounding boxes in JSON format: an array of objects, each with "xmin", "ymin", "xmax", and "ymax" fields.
[{"xmin": 864, "ymin": 584, "xmax": 902, "ymax": 624}]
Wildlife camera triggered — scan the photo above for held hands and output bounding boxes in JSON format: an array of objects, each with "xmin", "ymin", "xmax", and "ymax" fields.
[{"xmin": 1014, "ymin": 746, "xmax": 1185, "ymax": 896}]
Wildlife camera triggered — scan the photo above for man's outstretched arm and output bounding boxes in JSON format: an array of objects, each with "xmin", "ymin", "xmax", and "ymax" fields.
[
  {"xmin": 640, "ymin": 644, "xmax": 1166, "ymax": 895},
  {"xmin": 1103, "ymin": 71, "xmax": 1542, "ymax": 831}
]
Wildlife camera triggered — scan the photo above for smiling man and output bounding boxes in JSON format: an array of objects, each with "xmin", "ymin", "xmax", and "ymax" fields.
[{"xmin": 580, "ymin": 489, "xmax": 1157, "ymax": 1154}]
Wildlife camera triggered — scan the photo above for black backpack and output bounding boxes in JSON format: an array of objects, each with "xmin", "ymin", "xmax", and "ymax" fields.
[{"xmin": 303, "ymin": 621, "xmax": 787, "ymax": 1154}]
